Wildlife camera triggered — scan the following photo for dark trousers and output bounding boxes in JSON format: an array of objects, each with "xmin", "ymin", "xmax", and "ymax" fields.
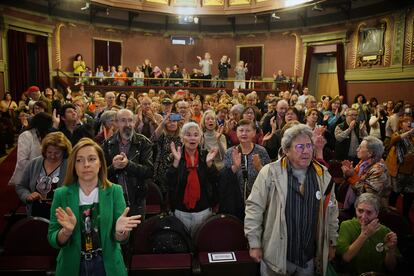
[{"xmin": 79, "ymin": 254, "xmax": 106, "ymax": 276}]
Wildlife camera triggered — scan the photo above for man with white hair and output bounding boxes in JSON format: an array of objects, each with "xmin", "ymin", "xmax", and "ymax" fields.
[
  {"xmin": 245, "ymin": 124, "xmax": 339, "ymax": 276},
  {"xmin": 102, "ymin": 109, "xmax": 154, "ymax": 217}
]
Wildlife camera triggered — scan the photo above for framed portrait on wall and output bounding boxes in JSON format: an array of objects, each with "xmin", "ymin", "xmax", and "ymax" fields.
[{"xmin": 357, "ymin": 27, "xmax": 384, "ymax": 56}]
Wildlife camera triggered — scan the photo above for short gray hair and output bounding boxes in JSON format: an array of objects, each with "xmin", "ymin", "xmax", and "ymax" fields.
[
  {"xmin": 116, "ymin": 108, "xmax": 135, "ymax": 120},
  {"xmin": 100, "ymin": 110, "xmax": 117, "ymax": 127},
  {"xmin": 230, "ymin": 104, "xmax": 244, "ymax": 115},
  {"xmin": 180, "ymin": 122, "xmax": 201, "ymax": 138},
  {"xmin": 363, "ymin": 136, "xmax": 384, "ymax": 162},
  {"xmin": 355, "ymin": 193, "xmax": 380, "ymax": 214},
  {"xmin": 281, "ymin": 124, "xmax": 313, "ymax": 153}
]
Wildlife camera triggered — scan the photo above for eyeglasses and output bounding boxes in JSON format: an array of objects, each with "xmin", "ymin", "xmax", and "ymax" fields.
[{"xmin": 294, "ymin": 143, "xmax": 313, "ymax": 153}]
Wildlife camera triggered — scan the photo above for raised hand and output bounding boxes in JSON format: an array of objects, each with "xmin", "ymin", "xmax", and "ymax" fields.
[
  {"xmin": 269, "ymin": 116, "xmax": 277, "ymax": 133},
  {"xmin": 206, "ymin": 147, "xmax": 218, "ymax": 167},
  {"xmin": 231, "ymin": 147, "xmax": 241, "ymax": 173},
  {"xmin": 215, "ymin": 125, "xmax": 224, "ymax": 140},
  {"xmin": 56, "ymin": 207, "xmax": 77, "ymax": 233},
  {"xmin": 361, "ymin": 218, "xmax": 380, "ymax": 238},
  {"xmin": 252, "ymin": 154, "xmax": 263, "ymax": 172},
  {"xmin": 262, "ymin": 132, "xmax": 274, "ymax": 143},
  {"xmin": 384, "ymin": 232, "xmax": 398, "ymax": 251},
  {"xmin": 116, "ymin": 207, "xmax": 141, "ymax": 234},
  {"xmin": 349, "ymin": 120, "xmax": 356, "ymax": 130},
  {"xmin": 170, "ymin": 142, "xmax": 182, "ymax": 163},
  {"xmin": 197, "ymin": 56, "xmax": 202, "ymax": 60},
  {"xmin": 341, "ymin": 160, "xmax": 354, "ymax": 178},
  {"xmin": 323, "ymin": 113, "xmax": 330, "ymax": 122},
  {"xmin": 52, "ymin": 109, "xmax": 60, "ymax": 129},
  {"xmin": 359, "ymin": 120, "xmax": 366, "ymax": 130}
]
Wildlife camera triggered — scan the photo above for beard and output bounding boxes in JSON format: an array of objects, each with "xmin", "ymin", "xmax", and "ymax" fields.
[{"xmin": 120, "ymin": 127, "xmax": 133, "ymax": 140}]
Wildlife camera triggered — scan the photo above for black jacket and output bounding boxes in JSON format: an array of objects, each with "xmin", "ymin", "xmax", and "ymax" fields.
[
  {"xmin": 218, "ymin": 167, "xmax": 245, "ymax": 220},
  {"xmin": 166, "ymin": 147, "xmax": 219, "ymax": 212},
  {"xmin": 102, "ymin": 132, "xmax": 153, "ymax": 215}
]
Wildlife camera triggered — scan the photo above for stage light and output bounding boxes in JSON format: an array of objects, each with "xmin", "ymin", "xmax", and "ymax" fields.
[
  {"xmin": 312, "ymin": 4, "xmax": 324, "ymax": 12},
  {"xmin": 271, "ymin": 12, "xmax": 281, "ymax": 20},
  {"xmin": 80, "ymin": 1, "xmax": 90, "ymax": 11}
]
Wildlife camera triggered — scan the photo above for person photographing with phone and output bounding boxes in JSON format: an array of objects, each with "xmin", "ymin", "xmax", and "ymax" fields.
[
  {"xmin": 337, "ymin": 193, "xmax": 399, "ymax": 275},
  {"xmin": 152, "ymin": 112, "xmax": 182, "ymax": 206}
]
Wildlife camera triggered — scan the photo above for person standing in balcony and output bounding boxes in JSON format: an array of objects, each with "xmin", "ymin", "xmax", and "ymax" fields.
[
  {"xmin": 234, "ymin": 60, "xmax": 248, "ymax": 89},
  {"xmin": 218, "ymin": 55, "xmax": 231, "ymax": 88},
  {"xmin": 73, "ymin": 54, "xmax": 86, "ymax": 85}
]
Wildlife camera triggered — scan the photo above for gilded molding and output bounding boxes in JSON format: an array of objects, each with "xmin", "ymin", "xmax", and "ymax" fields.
[
  {"xmin": 345, "ymin": 65, "xmax": 414, "ymax": 81},
  {"xmin": 55, "ymin": 23, "xmax": 65, "ymax": 70},
  {"xmin": 291, "ymin": 32, "xmax": 301, "ymax": 78},
  {"xmin": 350, "ymin": 22, "xmax": 366, "ymax": 69},
  {"xmin": 391, "ymin": 11, "xmax": 405, "ymax": 66},
  {"xmin": 404, "ymin": 9, "xmax": 414, "ymax": 64},
  {"xmin": 380, "ymin": 17, "xmax": 392, "ymax": 67}
]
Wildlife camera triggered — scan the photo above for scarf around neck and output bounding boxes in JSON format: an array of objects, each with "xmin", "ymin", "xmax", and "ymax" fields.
[{"xmin": 183, "ymin": 149, "xmax": 200, "ymax": 209}]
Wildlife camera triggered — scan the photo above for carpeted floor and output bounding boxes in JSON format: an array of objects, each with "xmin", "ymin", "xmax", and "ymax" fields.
[{"xmin": 0, "ymin": 148, "xmax": 20, "ymax": 234}]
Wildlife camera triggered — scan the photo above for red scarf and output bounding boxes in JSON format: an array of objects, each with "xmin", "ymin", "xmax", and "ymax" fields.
[{"xmin": 183, "ymin": 149, "xmax": 200, "ymax": 209}]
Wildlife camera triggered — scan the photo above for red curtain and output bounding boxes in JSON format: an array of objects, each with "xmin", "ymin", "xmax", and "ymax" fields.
[
  {"xmin": 302, "ymin": 46, "xmax": 314, "ymax": 87},
  {"xmin": 94, "ymin": 39, "xmax": 108, "ymax": 69},
  {"xmin": 109, "ymin": 41, "xmax": 121, "ymax": 67},
  {"xmin": 336, "ymin": 43, "xmax": 346, "ymax": 100},
  {"xmin": 36, "ymin": 35, "xmax": 50, "ymax": 90},
  {"xmin": 7, "ymin": 29, "xmax": 29, "ymax": 100},
  {"xmin": 94, "ymin": 40, "xmax": 121, "ymax": 69},
  {"xmin": 239, "ymin": 46, "xmax": 262, "ymax": 80}
]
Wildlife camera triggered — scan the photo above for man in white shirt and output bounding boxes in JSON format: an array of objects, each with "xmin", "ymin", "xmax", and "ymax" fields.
[{"xmin": 297, "ymin": 87, "xmax": 310, "ymax": 105}]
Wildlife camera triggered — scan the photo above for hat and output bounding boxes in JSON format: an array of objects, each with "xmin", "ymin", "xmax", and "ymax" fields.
[
  {"xmin": 26, "ymin": 86, "xmax": 40, "ymax": 94},
  {"xmin": 162, "ymin": 98, "xmax": 173, "ymax": 105}
]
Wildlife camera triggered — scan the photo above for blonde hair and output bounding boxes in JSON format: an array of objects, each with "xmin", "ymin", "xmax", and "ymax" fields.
[
  {"xmin": 201, "ymin": 110, "xmax": 217, "ymax": 131},
  {"xmin": 41, "ymin": 131, "xmax": 72, "ymax": 158},
  {"xmin": 63, "ymin": 138, "xmax": 111, "ymax": 188}
]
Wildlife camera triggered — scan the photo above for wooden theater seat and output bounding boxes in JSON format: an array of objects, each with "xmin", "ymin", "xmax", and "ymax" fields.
[{"xmin": 0, "ymin": 217, "xmax": 56, "ymax": 275}]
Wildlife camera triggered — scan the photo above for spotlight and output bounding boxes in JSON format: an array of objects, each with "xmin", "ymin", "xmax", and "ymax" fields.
[
  {"xmin": 80, "ymin": 2, "xmax": 90, "ymax": 11},
  {"xmin": 271, "ymin": 12, "xmax": 280, "ymax": 20},
  {"xmin": 106, "ymin": 8, "xmax": 110, "ymax": 16},
  {"xmin": 312, "ymin": 4, "xmax": 324, "ymax": 12},
  {"xmin": 193, "ymin": 17, "xmax": 199, "ymax": 24}
]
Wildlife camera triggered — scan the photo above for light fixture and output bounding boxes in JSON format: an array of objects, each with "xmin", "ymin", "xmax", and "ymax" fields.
[
  {"xmin": 312, "ymin": 4, "xmax": 324, "ymax": 12},
  {"xmin": 178, "ymin": 15, "xmax": 198, "ymax": 24},
  {"xmin": 271, "ymin": 12, "xmax": 281, "ymax": 20},
  {"xmin": 284, "ymin": 0, "xmax": 312, "ymax": 8},
  {"xmin": 80, "ymin": 0, "xmax": 90, "ymax": 11},
  {"xmin": 106, "ymin": 8, "xmax": 110, "ymax": 16}
]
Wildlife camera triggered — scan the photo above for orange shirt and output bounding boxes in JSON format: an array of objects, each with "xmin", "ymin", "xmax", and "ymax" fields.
[{"xmin": 114, "ymin": 72, "xmax": 127, "ymax": 81}]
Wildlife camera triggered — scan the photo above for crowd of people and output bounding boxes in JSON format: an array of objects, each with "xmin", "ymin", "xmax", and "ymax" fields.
[
  {"xmin": 1, "ymin": 79, "xmax": 413, "ymax": 275},
  {"xmin": 72, "ymin": 53, "xmax": 292, "ymax": 89}
]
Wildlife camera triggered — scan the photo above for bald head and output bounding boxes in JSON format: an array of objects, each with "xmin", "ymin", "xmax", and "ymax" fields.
[{"xmin": 277, "ymin": 99, "xmax": 289, "ymax": 117}]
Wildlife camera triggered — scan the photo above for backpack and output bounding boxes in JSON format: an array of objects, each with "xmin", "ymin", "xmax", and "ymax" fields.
[{"xmin": 149, "ymin": 215, "xmax": 192, "ymax": 254}]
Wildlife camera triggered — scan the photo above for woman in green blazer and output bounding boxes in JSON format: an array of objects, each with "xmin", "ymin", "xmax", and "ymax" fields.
[{"xmin": 48, "ymin": 138, "xmax": 141, "ymax": 276}]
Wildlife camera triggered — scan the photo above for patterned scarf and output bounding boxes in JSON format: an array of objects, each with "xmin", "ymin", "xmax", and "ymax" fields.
[{"xmin": 183, "ymin": 150, "xmax": 200, "ymax": 209}]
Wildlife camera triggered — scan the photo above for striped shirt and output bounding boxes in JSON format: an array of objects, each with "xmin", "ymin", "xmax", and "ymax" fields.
[{"xmin": 286, "ymin": 164, "xmax": 320, "ymax": 267}]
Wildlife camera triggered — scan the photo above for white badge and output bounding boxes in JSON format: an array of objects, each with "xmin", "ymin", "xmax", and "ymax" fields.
[
  {"xmin": 52, "ymin": 176, "xmax": 59, "ymax": 184},
  {"xmin": 376, "ymin": 242, "xmax": 384, "ymax": 252},
  {"xmin": 315, "ymin": 191, "xmax": 321, "ymax": 200}
]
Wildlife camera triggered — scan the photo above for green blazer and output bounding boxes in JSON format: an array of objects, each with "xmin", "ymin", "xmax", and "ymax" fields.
[{"xmin": 48, "ymin": 183, "xmax": 128, "ymax": 276}]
